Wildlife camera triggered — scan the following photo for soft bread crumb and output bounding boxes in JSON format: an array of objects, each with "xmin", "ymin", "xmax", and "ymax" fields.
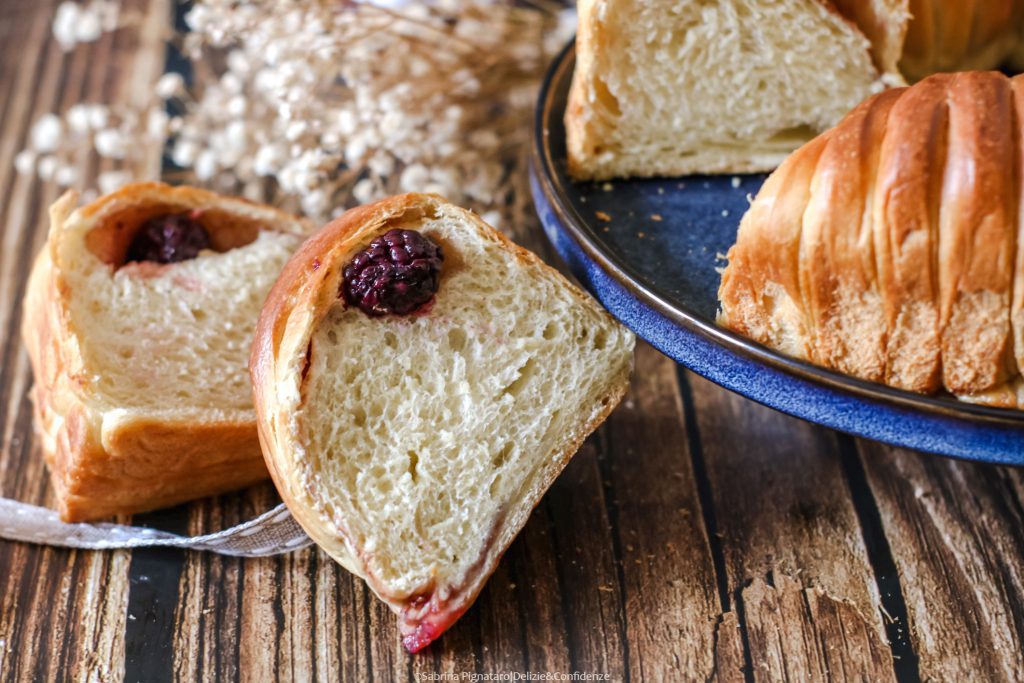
[
  {"xmin": 300, "ymin": 211, "xmax": 634, "ymax": 597},
  {"xmin": 61, "ymin": 227, "xmax": 299, "ymax": 414},
  {"xmin": 568, "ymin": 0, "xmax": 888, "ymax": 179}
]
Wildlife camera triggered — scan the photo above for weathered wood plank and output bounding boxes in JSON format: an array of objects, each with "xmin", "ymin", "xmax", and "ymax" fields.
[
  {"xmin": 740, "ymin": 575, "xmax": 893, "ymax": 681},
  {"xmin": 490, "ymin": 513, "xmax": 573, "ymax": 673},
  {"xmin": 542, "ymin": 432, "xmax": 629, "ymax": 679},
  {"xmin": 173, "ymin": 491, "xmax": 258, "ymax": 682},
  {"xmin": 0, "ymin": 1, "xmax": 108, "ymax": 678},
  {"xmin": 600, "ymin": 343, "xmax": 722, "ymax": 680},
  {"xmin": 682, "ymin": 372, "xmax": 896, "ymax": 681},
  {"xmin": 861, "ymin": 443, "xmax": 1024, "ymax": 682},
  {"xmin": 474, "ymin": 542, "xmax": 535, "ymax": 673},
  {"xmin": 0, "ymin": 1, "xmax": 169, "ymax": 682},
  {"xmin": 712, "ymin": 611, "xmax": 747, "ymax": 682},
  {"xmin": 1, "ymin": 0, "xmax": 1023, "ymax": 680}
]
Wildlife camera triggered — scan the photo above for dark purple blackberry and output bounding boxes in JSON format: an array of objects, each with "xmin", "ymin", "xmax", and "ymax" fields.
[
  {"xmin": 125, "ymin": 213, "xmax": 211, "ymax": 264},
  {"xmin": 342, "ymin": 229, "xmax": 443, "ymax": 316}
]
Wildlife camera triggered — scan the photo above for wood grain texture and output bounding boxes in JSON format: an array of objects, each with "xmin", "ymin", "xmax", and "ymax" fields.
[
  {"xmin": 0, "ymin": 0, "xmax": 1023, "ymax": 681},
  {"xmin": 681, "ymin": 372, "xmax": 895, "ymax": 681},
  {"xmin": 600, "ymin": 344, "xmax": 721, "ymax": 680},
  {"xmin": 0, "ymin": 1, "xmax": 166, "ymax": 682},
  {"xmin": 740, "ymin": 575, "xmax": 893, "ymax": 681},
  {"xmin": 861, "ymin": 443, "xmax": 1024, "ymax": 682}
]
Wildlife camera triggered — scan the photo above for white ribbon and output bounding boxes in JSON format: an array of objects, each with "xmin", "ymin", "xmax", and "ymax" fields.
[{"xmin": 0, "ymin": 498, "xmax": 312, "ymax": 557}]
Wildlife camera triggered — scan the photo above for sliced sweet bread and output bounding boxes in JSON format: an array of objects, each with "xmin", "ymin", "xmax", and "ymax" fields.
[
  {"xmin": 566, "ymin": 0, "xmax": 898, "ymax": 180},
  {"xmin": 250, "ymin": 193, "xmax": 634, "ymax": 651},
  {"xmin": 566, "ymin": 0, "xmax": 1024, "ymax": 181},
  {"xmin": 22, "ymin": 182, "xmax": 307, "ymax": 521}
]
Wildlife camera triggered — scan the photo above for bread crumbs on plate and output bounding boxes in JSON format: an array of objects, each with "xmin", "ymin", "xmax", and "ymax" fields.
[
  {"xmin": 650, "ymin": 213, "xmax": 662, "ymax": 221},
  {"xmin": 595, "ymin": 210, "xmax": 612, "ymax": 221}
]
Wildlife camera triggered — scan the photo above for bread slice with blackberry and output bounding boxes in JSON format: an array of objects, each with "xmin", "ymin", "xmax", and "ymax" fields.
[
  {"xmin": 250, "ymin": 193, "xmax": 634, "ymax": 651},
  {"xmin": 22, "ymin": 182, "xmax": 307, "ymax": 521}
]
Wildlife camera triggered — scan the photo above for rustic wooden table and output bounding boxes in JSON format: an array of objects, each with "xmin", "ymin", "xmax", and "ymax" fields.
[{"xmin": 1, "ymin": 1, "xmax": 1023, "ymax": 681}]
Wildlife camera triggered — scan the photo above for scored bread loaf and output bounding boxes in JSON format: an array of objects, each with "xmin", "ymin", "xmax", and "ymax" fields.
[
  {"xmin": 250, "ymin": 193, "xmax": 634, "ymax": 651},
  {"xmin": 22, "ymin": 183, "xmax": 307, "ymax": 521},
  {"xmin": 566, "ymin": 0, "xmax": 1024, "ymax": 181},
  {"xmin": 900, "ymin": 0, "xmax": 1024, "ymax": 81},
  {"xmin": 718, "ymin": 71, "xmax": 1024, "ymax": 407}
]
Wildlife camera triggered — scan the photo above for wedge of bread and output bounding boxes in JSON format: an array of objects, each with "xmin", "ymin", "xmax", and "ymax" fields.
[
  {"xmin": 566, "ymin": 0, "xmax": 898, "ymax": 180},
  {"xmin": 22, "ymin": 183, "xmax": 307, "ymax": 521},
  {"xmin": 566, "ymin": 0, "xmax": 1024, "ymax": 181},
  {"xmin": 250, "ymin": 193, "xmax": 634, "ymax": 651}
]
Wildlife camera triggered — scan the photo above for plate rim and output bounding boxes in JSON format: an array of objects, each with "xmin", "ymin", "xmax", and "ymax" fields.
[{"xmin": 532, "ymin": 40, "xmax": 1024, "ymax": 430}]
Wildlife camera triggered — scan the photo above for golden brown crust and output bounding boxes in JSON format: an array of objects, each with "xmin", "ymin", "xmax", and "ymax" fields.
[
  {"xmin": 564, "ymin": 0, "xmax": 607, "ymax": 180},
  {"xmin": 873, "ymin": 74, "xmax": 949, "ymax": 393},
  {"xmin": 717, "ymin": 133, "xmax": 831, "ymax": 362},
  {"xmin": 937, "ymin": 72, "xmax": 1017, "ymax": 394},
  {"xmin": 250, "ymin": 193, "xmax": 633, "ymax": 650},
  {"xmin": 720, "ymin": 71, "xmax": 1024, "ymax": 406},
  {"xmin": 21, "ymin": 182, "xmax": 307, "ymax": 521},
  {"xmin": 800, "ymin": 87, "xmax": 902, "ymax": 382},
  {"xmin": 901, "ymin": 0, "xmax": 1024, "ymax": 81},
  {"xmin": 1012, "ymin": 78, "xmax": 1024, "ymax": 386}
]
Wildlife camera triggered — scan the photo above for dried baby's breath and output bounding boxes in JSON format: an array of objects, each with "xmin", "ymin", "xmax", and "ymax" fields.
[
  {"xmin": 20, "ymin": 0, "xmax": 575, "ymax": 232},
  {"xmin": 52, "ymin": 0, "xmax": 120, "ymax": 51}
]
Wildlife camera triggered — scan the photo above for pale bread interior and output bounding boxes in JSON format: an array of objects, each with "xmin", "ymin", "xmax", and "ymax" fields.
[
  {"xmin": 298, "ymin": 211, "xmax": 634, "ymax": 599},
  {"xmin": 570, "ymin": 0, "xmax": 889, "ymax": 179},
  {"xmin": 57, "ymin": 221, "xmax": 300, "ymax": 420}
]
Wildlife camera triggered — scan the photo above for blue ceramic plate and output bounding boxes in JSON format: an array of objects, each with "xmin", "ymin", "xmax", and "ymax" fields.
[{"xmin": 529, "ymin": 42, "xmax": 1024, "ymax": 465}]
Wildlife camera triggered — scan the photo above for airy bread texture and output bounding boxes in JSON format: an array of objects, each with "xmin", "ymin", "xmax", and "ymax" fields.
[
  {"xmin": 566, "ymin": 0, "xmax": 895, "ymax": 180},
  {"xmin": 718, "ymin": 72, "xmax": 1024, "ymax": 408},
  {"xmin": 22, "ymin": 183, "xmax": 307, "ymax": 521},
  {"xmin": 250, "ymin": 193, "xmax": 634, "ymax": 652},
  {"xmin": 566, "ymin": 0, "xmax": 1024, "ymax": 181}
]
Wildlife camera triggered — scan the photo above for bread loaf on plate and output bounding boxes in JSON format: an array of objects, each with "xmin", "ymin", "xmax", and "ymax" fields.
[
  {"xmin": 718, "ymin": 71, "xmax": 1024, "ymax": 408},
  {"xmin": 566, "ymin": 0, "xmax": 900, "ymax": 180},
  {"xmin": 566, "ymin": 0, "xmax": 1024, "ymax": 181},
  {"xmin": 250, "ymin": 193, "xmax": 634, "ymax": 651},
  {"xmin": 22, "ymin": 182, "xmax": 307, "ymax": 521}
]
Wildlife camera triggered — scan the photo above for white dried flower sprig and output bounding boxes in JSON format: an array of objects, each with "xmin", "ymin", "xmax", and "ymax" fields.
[
  {"xmin": 52, "ymin": 0, "xmax": 120, "ymax": 51},
  {"xmin": 20, "ymin": 0, "xmax": 576, "ymax": 229},
  {"xmin": 16, "ymin": 98, "xmax": 173, "ymax": 198}
]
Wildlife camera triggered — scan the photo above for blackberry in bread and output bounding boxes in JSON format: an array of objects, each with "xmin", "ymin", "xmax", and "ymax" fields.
[
  {"xmin": 250, "ymin": 193, "xmax": 635, "ymax": 651},
  {"xmin": 22, "ymin": 182, "xmax": 308, "ymax": 521}
]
